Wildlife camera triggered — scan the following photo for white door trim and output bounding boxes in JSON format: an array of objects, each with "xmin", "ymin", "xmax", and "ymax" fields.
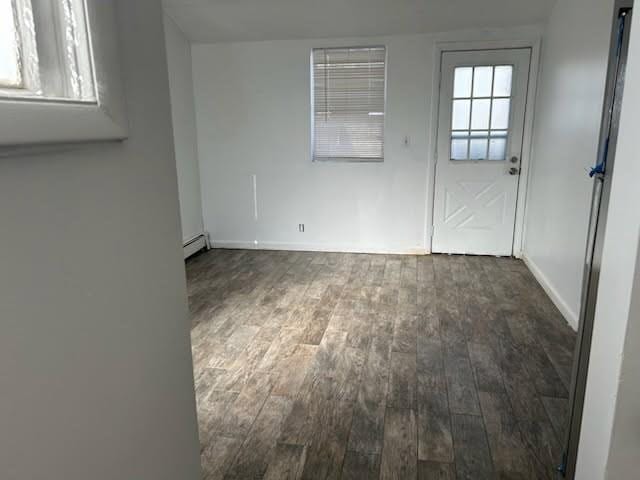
[{"xmin": 425, "ymin": 38, "xmax": 541, "ymax": 257}]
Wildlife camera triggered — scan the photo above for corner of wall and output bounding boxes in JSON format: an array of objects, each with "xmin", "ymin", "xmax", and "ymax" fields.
[{"xmin": 522, "ymin": 253, "xmax": 580, "ymax": 330}]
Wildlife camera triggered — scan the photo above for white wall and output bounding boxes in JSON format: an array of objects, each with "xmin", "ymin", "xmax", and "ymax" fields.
[
  {"xmin": 604, "ymin": 240, "xmax": 640, "ymax": 480},
  {"xmin": 164, "ymin": 13, "xmax": 204, "ymax": 244},
  {"xmin": 0, "ymin": 2, "xmax": 201, "ymax": 479},
  {"xmin": 522, "ymin": 0, "xmax": 613, "ymax": 328},
  {"xmin": 191, "ymin": 26, "xmax": 542, "ymax": 254},
  {"xmin": 577, "ymin": 8, "xmax": 640, "ymax": 478}
]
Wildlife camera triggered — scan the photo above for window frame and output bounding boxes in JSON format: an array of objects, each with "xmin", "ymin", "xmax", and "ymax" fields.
[
  {"xmin": 0, "ymin": 0, "xmax": 128, "ymax": 149},
  {"xmin": 310, "ymin": 45, "xmax": 387, "ymax": 163}
]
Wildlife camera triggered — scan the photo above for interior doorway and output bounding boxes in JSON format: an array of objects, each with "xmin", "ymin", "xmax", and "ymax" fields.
[
  {"xmin": 432, "ymin": 48, "xmax": 532, "ymax": 256},
  {"xmin": 179, "ymin": 2, "xmax": 633, "ymax": 478}
]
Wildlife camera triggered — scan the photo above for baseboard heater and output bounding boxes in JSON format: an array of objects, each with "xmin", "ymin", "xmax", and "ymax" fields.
[{"xmin": 183, "ymin": 233, "xmax": 208, "ymax": 259}]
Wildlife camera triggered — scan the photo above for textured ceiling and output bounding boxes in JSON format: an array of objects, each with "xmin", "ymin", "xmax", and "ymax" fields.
[{"xmin": 163, "ymin": 0, "xmax": 556, "ymax": 43}]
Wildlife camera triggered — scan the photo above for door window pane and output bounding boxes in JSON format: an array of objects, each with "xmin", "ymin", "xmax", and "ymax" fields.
[
  {"xmin": 490, "ymin": 130, "xmax": 508, "ymax": 140},
  {"xmin": 452, "ymin": 99, "xmax": 471, "ymax": 130},
  {"xmin": 471, "ymin": 99, "xmax": 491, "ymax": 130},
  {"xmin": 491, "ymin": 98, "xmax": 511, "ymax": 129},
  {"xmin": 453, "ymin": 67, "xmax": 472, "ymax": 98},
  {"xmin": 470, "ymin": 138, "xmax": 488, "ymax": 160},
  {"xmin": 470, "ymin": 130, "xmax": 489, "ymax": 139},
  {"xmin": 489, "ymin": 137, "xmax": 507, "ymax": 160},
  {"xmin": 472, "ymin": 66, "xmax": 493, "ymax": 97},
  {"xmin": 493, "ymin": 66, "xmax": 513, "ymax": 97},
  {"xmin": 451, "ymin": 138, "xmax": 468, "ymax": 160}
]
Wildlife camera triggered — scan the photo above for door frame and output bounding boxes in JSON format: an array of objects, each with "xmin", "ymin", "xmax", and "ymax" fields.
[
  {"xmin": 426, "ymin": 38, "xmax": 541, "ymax": 257},
  {"xmin": 562, "ymin": 1, "xmax": 634, "ymax": 477}
]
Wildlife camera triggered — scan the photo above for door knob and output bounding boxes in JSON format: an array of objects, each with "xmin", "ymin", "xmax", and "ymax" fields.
[
  {"xmin": 509, "ymin": 167, "xmax": 520, "ymax": 175},
  {"xmin": 510, "ymin": 156, "xmax": 519, "ymax": 164}
]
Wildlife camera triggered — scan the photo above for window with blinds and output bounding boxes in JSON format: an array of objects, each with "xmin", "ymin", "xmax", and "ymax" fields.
[{"xmin": 311, "ymin": 46, "xmax": 386, "ymax": 161}]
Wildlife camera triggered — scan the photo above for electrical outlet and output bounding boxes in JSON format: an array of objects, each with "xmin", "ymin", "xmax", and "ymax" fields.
[{"xmin": 298, "ymin": 224, "xmax": 305, "ymax": 233}]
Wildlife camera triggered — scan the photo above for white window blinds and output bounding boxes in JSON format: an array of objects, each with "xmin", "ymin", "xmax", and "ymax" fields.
[{"xmin": 312, "ymin": 46, "xmax": 386, "ymax": 161}]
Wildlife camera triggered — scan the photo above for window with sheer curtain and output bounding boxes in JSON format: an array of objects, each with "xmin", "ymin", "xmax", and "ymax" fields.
[{"xmin": 311, "ymin": 46, "xmax": 386, "ymax": 162}]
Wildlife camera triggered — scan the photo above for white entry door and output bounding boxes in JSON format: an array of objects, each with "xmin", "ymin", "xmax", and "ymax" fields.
[{"xmin": 432, "ymin": 49, "xmax": 531, "ymax": 256}]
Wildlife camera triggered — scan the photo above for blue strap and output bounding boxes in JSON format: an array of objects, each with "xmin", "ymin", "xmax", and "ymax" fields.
[
  {"xmin": 590, "ymin": 138, "xmax": 609, "ymax": 178},
  {"xmin": 589, "ymin": 161, "xmax": 605, "ymax": 178}
]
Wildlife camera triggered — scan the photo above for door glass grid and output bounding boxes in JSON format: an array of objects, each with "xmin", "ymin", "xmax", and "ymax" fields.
[{"xmin": 450, "ymin": 65, "xmax": 513, "ymax": 161}]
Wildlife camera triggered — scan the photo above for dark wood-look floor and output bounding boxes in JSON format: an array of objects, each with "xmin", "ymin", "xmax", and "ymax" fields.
[{"xmin": 187, "ymin": 249, "xmax": 576, "ymax": 480}]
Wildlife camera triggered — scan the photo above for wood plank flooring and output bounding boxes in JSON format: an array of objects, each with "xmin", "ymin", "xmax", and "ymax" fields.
[{"xmin": 187, "ymin": 250, "xmax": 576, "ymax": 480}]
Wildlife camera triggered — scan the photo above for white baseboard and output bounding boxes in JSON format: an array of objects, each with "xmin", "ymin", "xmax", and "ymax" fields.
[
  {"xmin": 183, "ymin": 234, "xmax": 207, "ymax": 259},
  {"xmin": 211, "ymin": 239, "xmax": 429, "ymax": 256},
  {"xmin": 212, "ymin": 240, "xmax": 257, "ymax": 250},
  {"xmin": 522, "ymin": 254, "xmax": 579, "ymax": 331}
]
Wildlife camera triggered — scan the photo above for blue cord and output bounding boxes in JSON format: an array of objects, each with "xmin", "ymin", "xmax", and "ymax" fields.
[{"xmin": 590, "ymin": 137, "xmax": 609, "ymax": 178}]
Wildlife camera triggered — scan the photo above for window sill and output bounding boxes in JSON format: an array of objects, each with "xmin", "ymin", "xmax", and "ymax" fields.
[
  {"xmin": 0, "ymin": 99, "xmax": 128, "ymax": 148},
  {"xmin": 313, "ymin": 157, "xmax": 384, "ymax": 163}
]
